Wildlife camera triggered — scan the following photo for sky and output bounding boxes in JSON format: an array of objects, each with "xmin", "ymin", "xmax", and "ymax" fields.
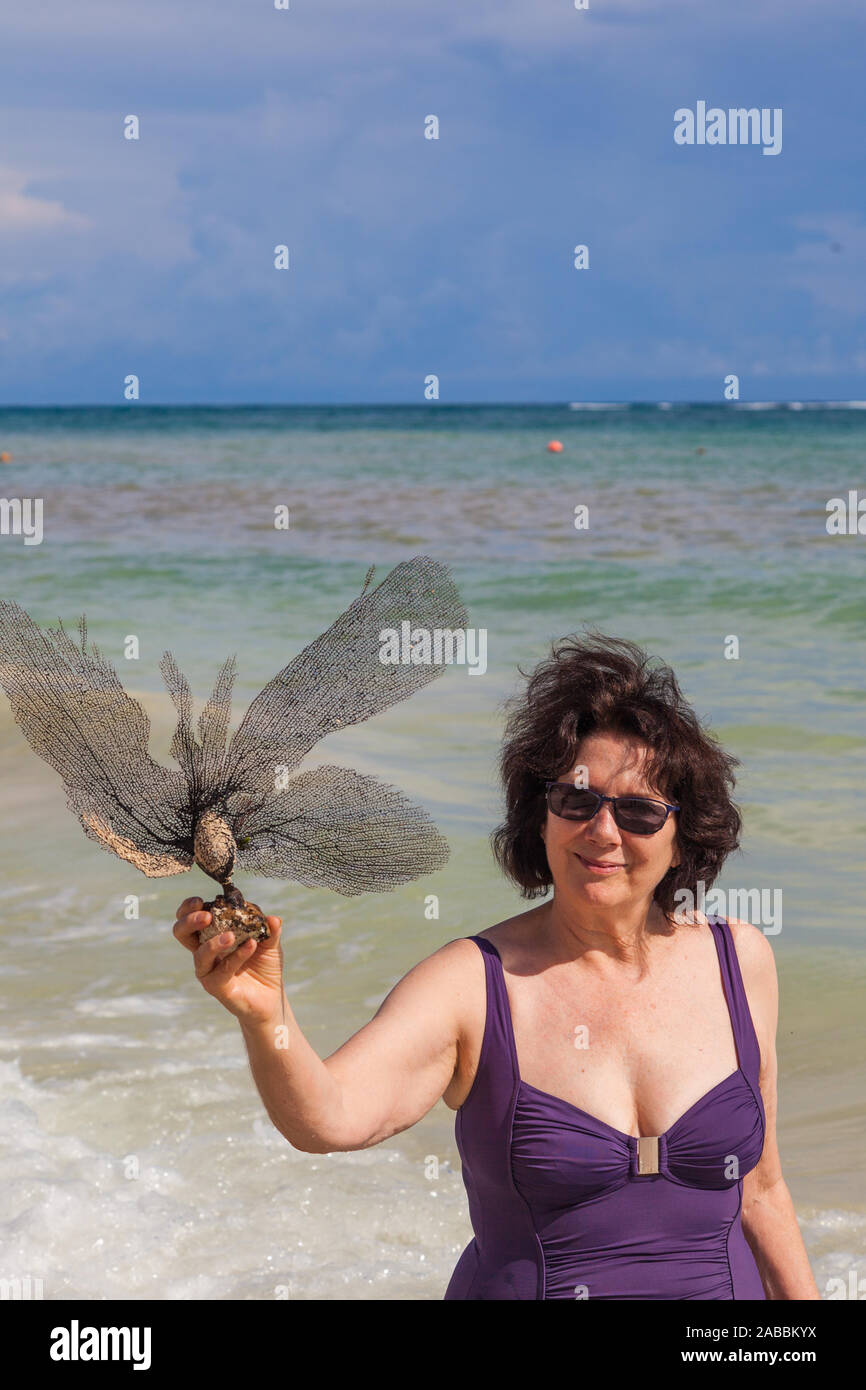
[{"xmin": 0, "ymin": 0, "xmax": 864, "ymax": 404}]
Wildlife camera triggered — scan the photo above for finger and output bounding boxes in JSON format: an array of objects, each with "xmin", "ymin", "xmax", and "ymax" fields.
[
  {"xmin": 175, "ymin": 897, "xmax": 204, "ymax": 918},
  {"xmin": 219, "ymin": 936, "xmax": 260, "ymax": 978},
  {"xmin": 193, "ymin": 931, "xmax": 237, "ymax": 979},
  {"xmin": 173, "ymin": 909, "xmax": 211, "ymax": 952},
  {"xmin": 247, "ymin": 917, "xmax": 281, "ymax": 955}
]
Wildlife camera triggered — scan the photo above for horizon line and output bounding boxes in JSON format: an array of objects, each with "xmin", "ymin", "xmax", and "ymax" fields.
[{"xmin": 2, "ymin": 399, "xmax": 865, "ymax": 410}]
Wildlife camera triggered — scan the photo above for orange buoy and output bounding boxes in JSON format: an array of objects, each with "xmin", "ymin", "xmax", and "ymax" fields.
[
  {"xmin": 547, "ymin": 440, "xmax": 563, "ymax": 453},
  {"xmin": 695, "ymin": 446, "xmax": 706, "ymax": 455},
  {"xmin": 0, "ymin": 451, "xmax": 11, "ymax": 463}
]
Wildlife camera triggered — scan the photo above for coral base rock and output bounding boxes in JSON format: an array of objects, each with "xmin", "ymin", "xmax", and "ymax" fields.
[{"xmin": 199, "ymin": 895, "xmax": 270, "ymax": 954}]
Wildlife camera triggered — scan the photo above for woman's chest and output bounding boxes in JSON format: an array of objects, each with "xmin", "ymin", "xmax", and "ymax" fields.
[{"xmin": 505, "ymin": 957, "xmax": 740, "ymax": 1138}]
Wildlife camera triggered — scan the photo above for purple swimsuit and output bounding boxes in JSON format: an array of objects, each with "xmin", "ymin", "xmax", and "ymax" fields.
[{"xmin": 445, "ymin": 918, "xmax": 766, "ymax": 1299}]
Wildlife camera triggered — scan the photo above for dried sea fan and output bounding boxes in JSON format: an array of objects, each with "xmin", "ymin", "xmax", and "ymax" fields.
[{"xmin": 0, "ymin": 556, "xmax": 465, "ymax": 951}]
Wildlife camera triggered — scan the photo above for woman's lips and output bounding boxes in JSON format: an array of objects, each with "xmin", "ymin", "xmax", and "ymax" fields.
[{"xmin": 575, "ymin": 854, "xmax": 624, "ymax": 874}]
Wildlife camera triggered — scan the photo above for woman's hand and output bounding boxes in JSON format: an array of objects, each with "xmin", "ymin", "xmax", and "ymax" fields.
[{"xmin": 173, "ymin": 897, "xmax": 284, "ymax": 1024}]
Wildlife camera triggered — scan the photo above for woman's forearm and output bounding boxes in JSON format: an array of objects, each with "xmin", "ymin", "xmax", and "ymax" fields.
[
  {"xmin": 238, "ymin": 994, "xmax": 346, "ymax": 1153},
  {"xmin": 742, "ymin": 1176, "xmax": 820, "ymax": 1299}
]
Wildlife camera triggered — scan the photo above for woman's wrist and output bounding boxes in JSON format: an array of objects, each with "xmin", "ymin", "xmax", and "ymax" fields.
[{"xmin": 237, "ymin": 994, "xmax": 289, "ymax": 1039}]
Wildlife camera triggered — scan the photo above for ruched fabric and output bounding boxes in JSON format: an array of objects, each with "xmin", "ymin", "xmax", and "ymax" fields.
[{"xmin": 445, "ymin": 918, "xmax": 766, "ymax": 1300}]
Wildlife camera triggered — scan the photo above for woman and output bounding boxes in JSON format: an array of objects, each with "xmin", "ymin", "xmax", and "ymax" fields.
[{"xmin": 172, "ymin": 633, "xmax": 818, "ymax": 1300}]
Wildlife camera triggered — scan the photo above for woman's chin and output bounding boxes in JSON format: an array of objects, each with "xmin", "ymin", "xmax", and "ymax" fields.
[
  {"xmin": 579, "ymin": 882, "xmax": 626, "ymax": 902},
  {"xmin": 560, "ymin": 870, "xmax": 630, "ymax": 903}
]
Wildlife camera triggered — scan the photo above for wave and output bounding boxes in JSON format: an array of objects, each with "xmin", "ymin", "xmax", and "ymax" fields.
[{"xmin": 784, "ymin": 401, "xmax": 866, "ymax": 411}]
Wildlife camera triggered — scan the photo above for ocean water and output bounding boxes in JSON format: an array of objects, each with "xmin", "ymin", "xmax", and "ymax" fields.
[{"xmin": 0, "ymin": 403, "xmax": 863, "ymax": 1299}]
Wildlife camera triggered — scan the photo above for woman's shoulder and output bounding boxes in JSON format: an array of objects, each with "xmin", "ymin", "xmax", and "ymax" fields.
[
  {"xmin": 473, "ymin": 904, "xmax": 549, "ymax": 962},
  {"xmin": 680, "ymin": 910, "xmax": 777, "ymax": 990},
  {"xmin": 723, "ymin": 915, "xmax": 778, "ymax": 1005},
  {"xmin": 671, "ymin": 913, "xmax": 778, "ymax": 1073},
  {"xmin": 717, "ymin": 916, "xmax": 779, "ymax": 1070},
  {"xmin": 421, "ymin": 904, "xmax": 547, "ymax": 983},
  {"xmin": 722, "ymin": 915, "xmax": 777, "ymax": 977},
  {"xmin": 677, "ymin": 908, "xmax": 776, "ymax": 969}
]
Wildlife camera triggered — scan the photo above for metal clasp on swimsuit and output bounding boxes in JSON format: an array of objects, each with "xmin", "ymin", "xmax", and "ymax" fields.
[{"xmin": 636, "ymin": 1136, "xmax": 660, "ymax": 1175}]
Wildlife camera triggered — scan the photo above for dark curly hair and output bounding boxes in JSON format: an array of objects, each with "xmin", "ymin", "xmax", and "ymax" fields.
[{"xmin": 491, "ymin": 632, "xmax": 741, "ymax": 919}]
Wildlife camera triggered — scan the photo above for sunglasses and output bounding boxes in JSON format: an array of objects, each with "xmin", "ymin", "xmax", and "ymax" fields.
[{"xmin": 544, "ymin": 781, "xmax": 679, "ymax": 835}]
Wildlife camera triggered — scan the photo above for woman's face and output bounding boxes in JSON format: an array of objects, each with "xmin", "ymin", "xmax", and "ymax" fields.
[{"xmin": 540, "ymin": 730, "xmax": 680, "ymax": 914}]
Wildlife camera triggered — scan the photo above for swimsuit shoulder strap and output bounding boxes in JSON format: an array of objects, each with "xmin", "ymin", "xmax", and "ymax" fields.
[
  {"xmin": 707, "ymin": 916, "xmax": 762, "ymax": 1083},
  {"xmin": 464, "ymin": 935, "xmax": 520, "ymax": 1095}
]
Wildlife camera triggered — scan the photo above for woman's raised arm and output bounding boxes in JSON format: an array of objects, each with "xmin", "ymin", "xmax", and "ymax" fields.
[{"xmin": 173, "ymin": 898, "xmax": 479, "ymax": 1154}]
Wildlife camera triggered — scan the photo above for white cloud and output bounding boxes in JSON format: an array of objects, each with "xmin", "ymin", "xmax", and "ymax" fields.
[{"xmin": 0, "ymin": 167, "xmax": 91, "ymax": 233}]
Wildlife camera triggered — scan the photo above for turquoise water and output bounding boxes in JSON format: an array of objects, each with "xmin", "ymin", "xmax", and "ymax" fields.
[{"xmin": 0, "ymin": 404, "xmax": 863, "ymax": 1298}]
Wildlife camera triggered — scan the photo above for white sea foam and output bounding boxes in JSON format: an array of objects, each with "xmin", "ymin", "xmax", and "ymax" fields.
[
  {"xmin": 74, "ymin": 994, "xmax": 187, "ymax": 1020},
  {"xmin": 0, "ymin": 1058, "xmax": 468, "ymax": 1300},
  {"xmin": 792, "ymin": 400, "xmax": 866, "ymax": 410}
]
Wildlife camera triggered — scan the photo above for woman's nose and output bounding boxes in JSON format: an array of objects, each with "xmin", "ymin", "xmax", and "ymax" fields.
[{"xmin": 584, "ymin": 802, "xmax": 621, "ymax": 840}]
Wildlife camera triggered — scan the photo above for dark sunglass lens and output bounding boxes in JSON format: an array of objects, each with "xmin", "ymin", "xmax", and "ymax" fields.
[
  {"xmin": 550, "ymin": 786, "xmax": 598, "ymax": 819},
  {"xmin": 615, "ymin": 798, "xmax": 667, "ymax": 833}
]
